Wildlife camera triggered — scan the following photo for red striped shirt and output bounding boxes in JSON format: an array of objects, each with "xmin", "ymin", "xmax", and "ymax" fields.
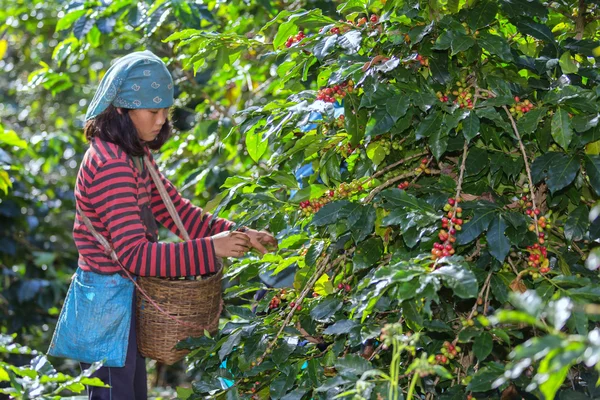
[{"xmin": 74, "ymin": 138, "xmax": 233, "ymax": 277}]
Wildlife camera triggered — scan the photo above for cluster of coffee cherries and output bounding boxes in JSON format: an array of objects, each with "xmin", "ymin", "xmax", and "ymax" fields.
[
  {"xmin": 373, "ymin": 137, "xmax": 392, "ymax": 156},
  {"xmin": 436, "ymin": 79, "xmax": 474, "ymax": 109},
  {"xmin": 316, "ymin": 81, "xmax": 354, "ymax": 103},
  {"xmin": 460, "ymin": 315, "xmax": 475, "ymax": 327},
  {"xmin": 299, "ymin": 180, "xmax": 364, "ymax": 216},
  {"xmin": 414, "ymin": 53, "xmax": 429, "ymax": 68},
  {"xmin": 334, "ymin": 114, "xmax": 345, "ymax": 128},
  {"xmin": 509, "ymin": 96, "xmax": 535, "ymax": 119},
  {"xmin": 249, "ymin": 381, "xmax": 261, "ymax": 394},
  {"xmin": 433, "ymin": 341, "xmax": 461, "ymax": 365},
  {"xmin": 285, "ymin": 31, "xmax": 306, "ymax": 48},
  {"xmin": 526, "ymin": 243, "xmax": 549, "ymax": 276},
  {"xmin": 337, "ymin": 282, "xmax": 352, "ymax": 292},
  {"xmin": 431, "ymin": 198, "xmax": 464, "ymax": 260},
  {"xmin": 337, "ymin": 141, "xmax": 358, "ymax": 158},
  {"xmin": 467, "ymin": 395, "xmax": 477, "ymax": 400},
  {"xmin": 269, "ymin": 289, "xmax": 290, "ymax": 309},
  {"xmin": 397, "ymin": 181, "xmax": 410, "ymax": 190},
  {"xmin": 289, "ymin": 299, "xmax": 302, "ymax": 311},
  {"xmin": 325, "ymin": 14, "xmax": 380, "ymax": 35},
  {"xmin": 414, "ymin": 158, "xmax": 431, "ymax": 175}
]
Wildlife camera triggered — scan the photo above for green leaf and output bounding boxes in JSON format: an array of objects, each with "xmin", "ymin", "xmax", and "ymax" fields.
[
  {"xmin": 351, "ymin": 205, "xmax": 376, "ymax": 243},
  {"xmin": 334, "ymin": 354, "xmax": 371, "ymax": 377},
  {"xmin": 487, "ymin": 216, "xmax": 511, "ymax": 262},
  {"xmin": 313, "ymin": 35, "xmax": 338, "ymax": 60},
  {"xmin": 274, "ymin": 19, "xmax": 299, "ymax": 48},
  {"xmin": 457, "ymin": 202, "xmax": 497, "ymax": 245},
  {"xmin": 465, "ymin": 147, "xmax": 488, "ymax": 176},
  {"xmin": 538, "ymin": 349, "xmax": 571, "ymax": 400},
  {"xmin": 564, "ymin": 206, "xmax": 589, "ymax": 242},
  {"xmin": 306, "ymin": 240, "xmax": 325, "ymax": 267},
  {"xmin": 323, "ymin": 320, "xmax": 358, "ymax": 335},
  {"xmin": 474, "ymin": 332, "xmax": 493, "ymax": 361},
  {"xmin": 477, "ymin": 32, "xmax": 512, "ymax": 61},
  {"xmin": 462, "ymin": 112, "xmax": 480, "ymax": 142},
  {"xmin": 366, "ymin": 108, "xmax": 396, "ymax": 138},
  {"xmin": 451, "ymin": 34, "xmax": 476, "ymax": 56},
  {"xmin": 56, "ymin": 9, "xmax": 87, "ymax": 31},
  {"xmin": 386, "ymin": 95, "xmax": 410, "ymax": 120},
  {"xmin": 345, "ymin": 94, "xmax": 368, "ymax": 146},
  {"xmin": 551, "ymin": 108, "xmax": 574, "ymax": 150},
  {"xmin": 246, "ymin": 129, "xmax": 268, "ymax": 162},
  {"xmin": 466, "ymin": 364, "xmax": 505, "ymax": 392},
  {"xmin": 500, "ymin": 0, "xmax": 547, "ymax": 19},
  {"xmin": 476, "ymin": 107, "xmax": 512, "ymax": 133},
  {"xmin": 0, "ymin": 130, "xmax": 27, "ymax": 149},
  {"xmin": 585, "ymin": 155, "xmax": 600, "ymax": 196},
  {"xmin": 311, "ymin": 200, "xmax": 350, "ymax": 226},
  {"xmin": 366, "ymin": 141, "xmax": 387, "ymax": 165},
  {"xmin": 431, "ymin": 261, "xmax": 478, "ymax": 298},
  {"xmin": 429, "ymin": 124, "xmax": 449, "ymax": 160},
  {"xmin": 408, "ymin": 22, "xmax": 434, "ymax": 45},
  {"xmin": 337, "ymin": 31, "xmax": 362, "ymax": 53},
  {"xmin": 517, "ymin": 107, "xmax": 547, "ymax": 135},
  {"xmin": 411, "ymin": 91, "xmax": 438, "ymax": 112},
  {"xmin": 381, "ymin": 189, "xmax": 439, "ymax": 231},
  {"xmin": 531, "ymin": 152, "xmax": 579, "ymax": 194},
  {"xmin": 466, "ymin": 0, "xmax": 498, "ymax": 30},
  {"xmin": 429, "ymin": 51, "xmax": 451, "ymax": 85},
  {"xmin": 310, "ymin": 298, "xmax": 342, "ymax": 323},
  {"xmin": 559, "ymin": 51, "xmax": 578, "ymax": 74},
  {"xmin": 416, "ymin": 111, "xmax": 443, "ymax": 140},
  {"xmin": 177, "ymin": 387, "xmax": 194, "ymax": 400},
  {"xmin": 353, "ymin": 238, "xmax": 383, "ymax": 272},
  {"xmin": 272, "ymin": 339, "xmax": 296, "ymax": 366},
  {"xmin": 516, "ymin": 20, "xmax": 557, "ymax": 47},
  {"xmin": 219, "ymin": 329, "xmax": 242, "ymax": 360}
]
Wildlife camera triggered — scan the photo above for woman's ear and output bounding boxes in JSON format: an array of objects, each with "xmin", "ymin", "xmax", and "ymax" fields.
[{"xmin": 116, "ymin": 108, "xmax": 123, "ymax": 115}]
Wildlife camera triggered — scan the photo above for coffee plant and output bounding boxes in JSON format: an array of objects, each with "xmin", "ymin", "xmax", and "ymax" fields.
[
  {"xmin": 165, "ymin": 0, "xmax": 600, "ymax": 399},
  {"xmin": 4, "ymin": 0, "xmax": 600, "ymax": 399}
]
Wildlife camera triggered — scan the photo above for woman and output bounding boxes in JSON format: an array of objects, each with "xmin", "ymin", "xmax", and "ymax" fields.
[{"xmin": 48, "ymin": 50, "xmax": 277, "ymax": 399}]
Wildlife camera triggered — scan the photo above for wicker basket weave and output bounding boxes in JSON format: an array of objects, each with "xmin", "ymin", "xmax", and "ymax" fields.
[{"xmin": 136, "ymin": 266, "xmax": 223, "ymax": 365}]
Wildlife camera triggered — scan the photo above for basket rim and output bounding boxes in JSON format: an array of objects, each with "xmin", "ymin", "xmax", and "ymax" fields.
[{"xmin": 138, "ymin": 266, "xmax": 223, "ymax": 285}]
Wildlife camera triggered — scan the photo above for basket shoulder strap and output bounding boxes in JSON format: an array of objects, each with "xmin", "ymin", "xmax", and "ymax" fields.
[{"xmin": 143, "ymin": 155, "xmax": 191, "ymax": 242}]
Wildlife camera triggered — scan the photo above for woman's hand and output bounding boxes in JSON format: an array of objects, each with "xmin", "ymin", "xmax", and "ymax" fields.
[
  {"xmin": 211, "ymin": 231, "xmax": 251, "ymax": 258},
  {"xmin": 244, "ymin": 229, "xmax": 278, "ymax": 254}
]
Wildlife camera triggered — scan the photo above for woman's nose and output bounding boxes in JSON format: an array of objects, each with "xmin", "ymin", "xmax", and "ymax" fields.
[{"xmin": 157, "ymin": 109, "xmax": 168, "ymax": 125}]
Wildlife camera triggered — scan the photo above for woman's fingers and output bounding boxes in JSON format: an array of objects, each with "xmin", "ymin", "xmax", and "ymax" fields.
[
  {"xmin": 232, "ymin": 243, "xmax": 251, "ymax": 253},
  {"xmin": 231, "ymin": 231, "xmax": 251, "ymax": 245},
  {"xmin": 252, "ymin": 240, "xmax": 268, "ymax": 255}
]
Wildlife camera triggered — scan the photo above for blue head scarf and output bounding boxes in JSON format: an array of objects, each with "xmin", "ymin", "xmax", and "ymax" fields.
[{"xmin": 85, "ymin": 50, "xmax": 174, "ymax": 121}]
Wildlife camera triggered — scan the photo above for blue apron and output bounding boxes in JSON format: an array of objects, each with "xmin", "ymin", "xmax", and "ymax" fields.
[{"xmin": 47, "ymin": 268, "xmax": 134, "ymax": 367}]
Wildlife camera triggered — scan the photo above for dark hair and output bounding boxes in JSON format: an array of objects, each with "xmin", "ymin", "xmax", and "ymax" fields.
[{"xmin": 84, "ymin": 105, "xmax": 171, "ymax": 156}]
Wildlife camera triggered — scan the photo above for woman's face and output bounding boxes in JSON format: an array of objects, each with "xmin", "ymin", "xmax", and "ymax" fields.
[{"xmin": 126, "ymin": 108, "xmax": 169, "ymax": 142}]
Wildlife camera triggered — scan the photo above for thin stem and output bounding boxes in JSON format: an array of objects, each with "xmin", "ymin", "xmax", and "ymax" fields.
[
  {"xmin": 371, "ymin": 151, "xmax": 428, "ymax": 180},
  {"xmin": 364, "ymin": 169, "xmax": 441, "ymax": 203},
  {"xmin": 405, "ymin": 372, "xmax": 419, "ymax": 400},
  {"xmin": 502, "ymin": 105, "xmax": 540, "ymax": 237}
]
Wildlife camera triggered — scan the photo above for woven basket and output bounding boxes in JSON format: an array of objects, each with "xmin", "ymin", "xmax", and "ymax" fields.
[
  {"xmin": 133, "ymin": 155, "xmax": 224, "ymax": 365},
  {"xmin": 136, "ymin": 265, "xmax": 223, "ymax": 365}
]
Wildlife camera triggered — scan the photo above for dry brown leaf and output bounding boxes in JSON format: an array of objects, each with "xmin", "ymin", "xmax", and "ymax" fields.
[{"xmin": 509, "ymin": 277, "xmax": 527, "ymax": 293}]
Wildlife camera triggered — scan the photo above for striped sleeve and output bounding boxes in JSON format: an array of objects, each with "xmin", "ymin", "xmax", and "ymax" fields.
[
  {"xmin": 147, "ymin": 157, "xmax": 234, "ymax": 239},
  {"xmin": 88, "ymin": 159, "xmax": 218, "ymax": 277}
]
